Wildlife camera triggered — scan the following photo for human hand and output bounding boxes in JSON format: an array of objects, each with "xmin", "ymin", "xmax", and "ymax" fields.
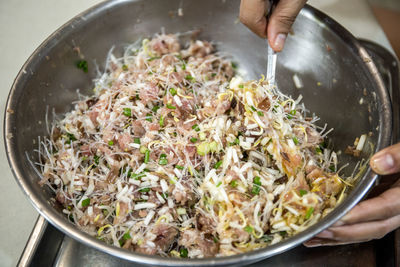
[
  {"xmin": 304, "ymin": 143, "xmax": 400, "ymax": 247},
  {"xmin": 239, "ymin": 0, "xmax": 307, "ymax": 52}
]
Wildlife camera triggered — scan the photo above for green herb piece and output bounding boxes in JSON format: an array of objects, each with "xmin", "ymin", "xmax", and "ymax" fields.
[
  {"xmin": 144, "ymin": 150, "xmax": 150, "ymax": 163},
  {"xmin": 66, "ymin": 133, "xmax": 77, "ymax": 144},
  {"xmin": 190, "ymin": 137, "xmax": 198, "ymax": 143},
  {"xmin": 211, "ymin": 73, "xmax": 217, "ymax": 77},
  {"xmin": 239, "ymin": 84, "xmax": 244, "ymax": 89},
  {"xmin": 279, "ymin": 231, "xmax": 287, "ymax": 237},
  {"xmin": 77, "ymin": 60, "xmax": 88, "ymax": 73},
  {"xmin": 108, "ymin": 140, "xmax": 114, "ymax": 146},
  {"xmin": 253, "ymin": 176, "xmax": 261, "ymax": 185},
  {"xmin": 214, "ymin": 160, "xmax": 223, "ymax": 169},
  {"xmin": 185, "ymin": 75, "xmax": 194, "ymax": 81},
  {"xmin": 213, "ymin": 236, "xmax": 219, "ymax": 243},
  {"xmin": 244, "ymin": 225, "xmax": 253, "ymax": 233},
  {"xmin": 180, "ymin": 248, "xmax": 188, "ymax": 258},
  {"xmin": 216, "ymin": 181, "xmax": 222, "ymax": 187},
  {"xmin": 145, "ymin": 113, "xmax": 153, "ymax": 122},
  {"xmin": 191, "ymin": 124, "xmax": 200, "ymax": 132},
  {"xmin": 160, "ymin": 153, "xmax": 167, "ymax": 159},
  {"xmin": 166, "ymin": 103, "xmax": 176, "ymax": 109},
  {"xmin": 250, "ymin": 105, "xmax": 257, "ymax": 111},
  {"xmin": 122, "ymin": 64, "xmax": 128, "ymax": 71},
  {"xmin": 169, "ymin": 88, "xmax": 177, "ymax": 96},
  {"xmin": 93, "ymin": 155, "xmax": 100, "ymax": 165},
  {"xmin": 231, "ymin": 62, "xmax": 238, "ymax": 69},
  {"xmin": 251, "ymin": 176, "xmax": 262, "ymax": 195},
  {"xmin": 257, "ymin": 111, "xmax": 264, "ymax": 116},
  {"xmin": 152, "ymin": 105, "xmax": 160, "ymax": 113},
  {"xmin": 161, "ymin": 192, "xmax": 168, "ymax": 199},
  {"xmin": 290, "ymin": 110, "xmax": 296, "ymax": 115},
  {"xmin": 123, "ymin": 108, "xmax": 132, "ymax": 117},
  {"xmin": 293, "ymin": 136, "xmax": 299, "ymax": 145},
  {"xmin": 329, "ymin": 165, "xmax": 336, "ymax": 172},
  {"xmin": 131, "ymin": 172, "xmax": 146, "ymax": 180},
  {"xmin": 122, "ymin": 232, "xmax": 131, "ymax": 241},
  {"xmin": 159, "ymin": 116, "xmax": 165, "ymax": 127},
  {"xmin": 182, "ymin": 62, "xmax": 186, "ymax": 70},
  {"xmin": 159, "ymin": 158, "xmax": 168, "ymax": 165},
  {"xmin": 230, "ymin": 180, "xmax": 238, "ymax": 188},
  {"xmin": 81, "ymin": 198, "xmax": 90, "ymax": 207},
  {"xmin": 139, "ymin": 187, "xmax": 150, "ymax": 193},
  {"xmin": 134, "ymin": 138, "xmax": 141, "ymax": 144},
  {"xmin": 315, "ymin": 146, "xmax": 322, "ymax": 153},
  {"xmin": 299, "ymin": 189, "xmax": 308, "ymax": 197},
  {"xmin": 261, "ymin": 235, "xmax": 273, "ymax": 242},
  {"xmin": 305, "ymin": 207, "xmax": 314, "ymax": 219},
  {"xmin": 175, "ymin": 165, "xmax": 184, "ymax": 170},
  {"xmin": 147, "ymin": 56, "xmax": 160, "ymax": 61}
]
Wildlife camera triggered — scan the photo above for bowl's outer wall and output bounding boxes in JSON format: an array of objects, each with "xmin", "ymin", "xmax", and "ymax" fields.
[{"xmin": 4, "ymin": 0, "xmax": 392, "ymax": 266}]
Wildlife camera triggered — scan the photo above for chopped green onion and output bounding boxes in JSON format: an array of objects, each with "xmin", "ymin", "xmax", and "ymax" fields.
[
  {"xmin": 147, "ymin": 56, "xmax": 160, "ymax": 61},
  {"xmin": 139, "ymin": 187, "xmax": 150, "ymax": 193},
  {"xmin": 216, "ymin": 181, "xmax": 222, "ymax": 187},
  {"xmin": 159, "ymin": 158, "xmax": 168, "ymax": 165},
  {"xmin": 190, "ymin": 137, "xmax": 198, "ymax": 143},
  {"xmin": 185, "ymin": 75, "xmax": 194, "ymax": 81},
  {"xmin": 329, "ymin": 165, "xmax": 336, "ymax": 172},
  {"xmin": 145, "ymin": 113, "xmax": 152, "ymax": 122},
  {"xmin": 152, "ymin": 105, "xmax": 160, "ymax": 113},
  {"xmin": 230, "ymin": 180, "xmax": 238, "ymax": 188},
  {"xmin": 252, "ymin": 176, "xmax": 261, "ymax": 195},
  {"xmin": 122, "ymin": 64, "xmax": 128, "ymax": 71},
  {"xmin": 239, "ymin": 84, "xmax": 244, "ymax": 89},
  {"xmin": 123, "ymin": 108, "xmax": 131, "ymax": 117},
  {"xmin": 191, "ymin": 124, "xmax": 200, "ymax": 132},
  {"xmin": 166, "ymin": 103, "xmax": 176, "ymax": 109},
  {"xmin": 94, "ymin": 155, "xmax": 100, "ymax": 165},
  {"xmin": 244, "ymin": 225, "xmax": 253, "ymax": 233},
  {"xmin": 180, "ymin": 248, "xmax": 188, "ymax": 258},
  {"xmin": 144, "ymin": 150, "xmax": 150, "ymax": 163},
  {"xmin": 81, "ymin": 198, "xmax": 90, "ymax": 207},
  {"xmin": 66, "ymin": 133, "xmax": 77, "ymax": 144},
  {"xmin": 257, "ymin": 111, "xmax": 264, "ymax": 116},
  {"xmin": 175, "ymin": 165, "xmax": 184, "ymax": 170},
  {"xmin": 315, "ymin": 146, "xmax": 322, "ymax": 153},
  {"xmin": 214, "ymin": 160, "xmax": 223, "ymax": 169},
  {"xmin": 299, "ymin": 189, "xmax": 308, "ymax": 197},
  {"xmin": 290, "ymin": 110, "xmax": 296, "ymax": 115},
  {"xmin": 77, "ymin": 60, "xmax": 88, "ymax": 73},
  {"xmin": 293, "ymin": 136, "xmax": 299, "ymax": 145},
  {"xmin": 159, "ymin": 116, "xmax": 165, "ymax": 127},
  {"xmin": 250, "ymin": 105, "xmax": 257, "ymax": 111},
  {"xmin": 231, "ymin": 62, "xmax": 238, "ymax": 69},
  {"xmin": 108, "ymin": 140, "xmax": 114, "ymax": 146},
  {"xmin": 254, "ymin": 176, "xmax": 261, "ymax": 185},
  {"xmin": 160, "ymin": 153, "xmax": 167, "ymax": 159},
  {"xmin": 131, "ymin": 172, "xmax": 146, "ymax": 180},
  {"xmin": 211, "ymin": 73, "xmax": 217, "ymax": 77},
  {"xmin": 182, "ymin": 62, "xmax": 186, "ymax": 70},
  {"xmin": 169, "ymin": 88, "xmax": 177, "ymax": 96},
  {"xmin": 134, "ymin": 138, "xmax": 141, "ymax": 144},
  {"xmin": 122, "ymin": 232, "xmax": 131, "ymax": 241},
  {"xmin": 305, "ymin": 207, "xmax": 314, "ymax": 219}
]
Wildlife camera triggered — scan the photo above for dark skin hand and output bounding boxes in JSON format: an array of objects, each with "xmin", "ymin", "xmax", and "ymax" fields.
[
  {"xmin": 305, "ymin": 143, "xmax": 400, "ymax": 247},
  {"xmin": 239, "ymin": 0, "xmax": 307, "ymax": 52},
  {"xmin": 240, "ymin": 0, "xmax": 400, "ymax": 247}
]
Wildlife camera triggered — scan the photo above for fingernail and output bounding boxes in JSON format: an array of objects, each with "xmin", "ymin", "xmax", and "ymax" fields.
[
  {"xmin": 274, "ymin": 33, "xmax": 287, "ymax": 52},
  {"xmin": 371, "ymin": 153, "xmax": 395, "ymax": 174},
  {"xmin": 304, "ymin": 240, "xmax": 321, "ymax": 247},
  {"xmin": 315, "ymin": 230, "xmax": 334, "ymax": 239}
]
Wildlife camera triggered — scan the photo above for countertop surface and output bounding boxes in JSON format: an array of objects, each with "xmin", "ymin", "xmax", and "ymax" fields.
[{"xmin": 0, "ymin": 0, "xmax": 394, "ymax": 266}]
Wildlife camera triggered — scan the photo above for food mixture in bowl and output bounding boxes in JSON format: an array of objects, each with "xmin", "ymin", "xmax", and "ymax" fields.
[{"xmin": 35, "ymin": 34, "xmax": 357, "ymax": 258}]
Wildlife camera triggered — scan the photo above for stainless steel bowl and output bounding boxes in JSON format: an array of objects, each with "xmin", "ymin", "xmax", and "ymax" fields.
[{"xmin": 4, "ymin": 0, "xmax": 392, "ymax": 266}]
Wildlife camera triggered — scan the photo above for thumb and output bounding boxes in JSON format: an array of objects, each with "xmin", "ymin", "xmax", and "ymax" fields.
[
  {"xmin": 370, "ymin": 143, "xmax": 400, "ymax": 175},
  {"xmin": 267, "ymin": 0, "xmax": 306, "ymax": 52}
]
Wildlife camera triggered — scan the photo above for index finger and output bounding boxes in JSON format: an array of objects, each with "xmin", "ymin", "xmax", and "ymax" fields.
[{"xmin": 239, "ymin": 0, "xmax": 268, "ymax": 38}]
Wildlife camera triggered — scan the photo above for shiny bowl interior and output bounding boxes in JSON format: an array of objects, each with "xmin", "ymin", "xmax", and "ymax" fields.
[{"xmin": 4, "ymin": 0, "xmax": 392, "ymax": 266}]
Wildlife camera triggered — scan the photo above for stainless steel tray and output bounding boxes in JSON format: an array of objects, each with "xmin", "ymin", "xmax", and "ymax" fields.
[{"xmin": 17, "ymin": 40, "xmax": 400, "ymax": 267}]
